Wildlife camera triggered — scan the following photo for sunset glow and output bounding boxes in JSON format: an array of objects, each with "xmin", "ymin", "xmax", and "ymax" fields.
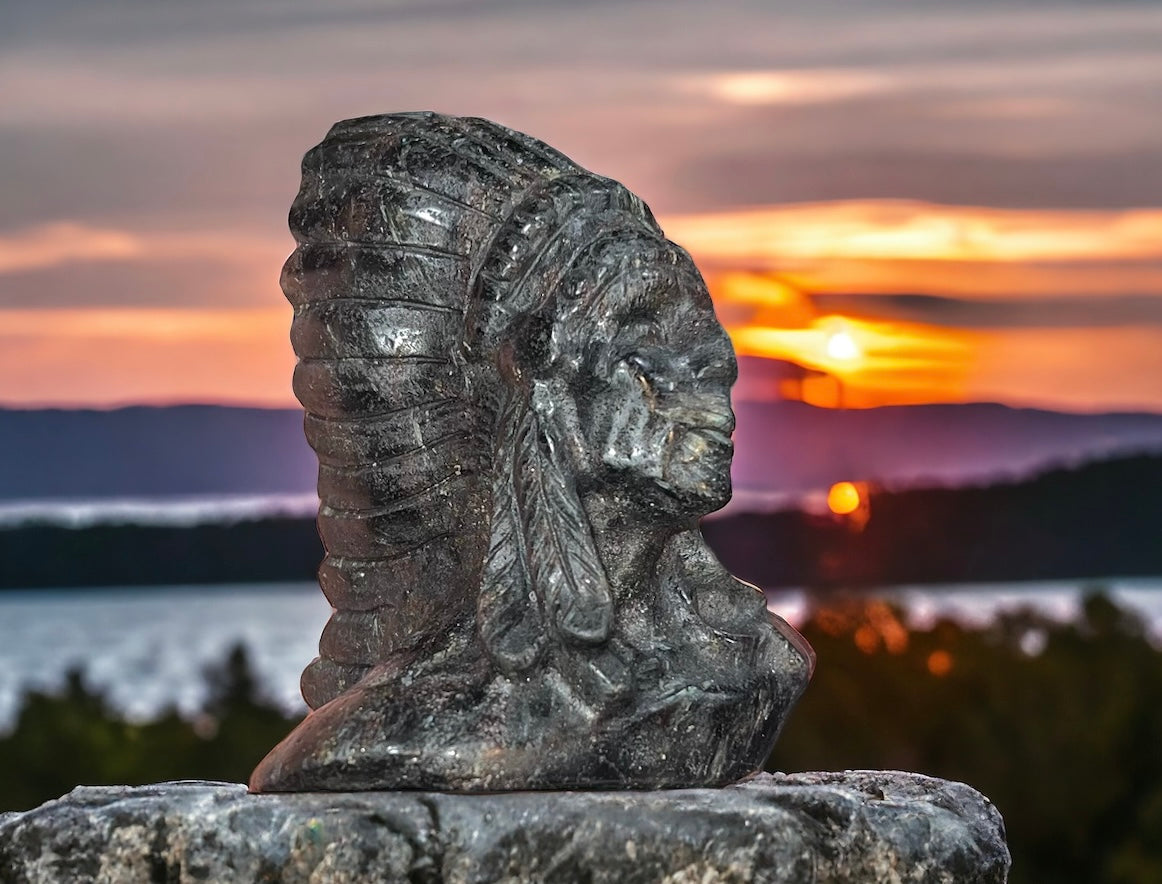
[
  {"xmin": 0, "ymin": 308, "xmax": 294, "ymax": 407},
  {"xmin": 665, "ymin": 202, "xmax": 1162, "ymax": 266},
  {"xmin": 679, "ymin": 201, "xmax": 1162, "ymax": 411},
  {"xmin": 687, "ymin": 69, "xmax": 892, "ymax": 107},
  {"xmin": 726, "ymin": 310, "xmax": 977, "ymax": 409},
  {"xmin": 0, "ymin": 200, "xmax": 1160, "ymax": 411},
  {"xmin": 827, "ymin": 482, "xmax": 862, "ymax": 516},
  {"xmin": 0, "ymin": 224, "xmax": 144, "ymax": 275},
  {"xmin": 824, "ymin": 323, "xmax": 861, "ymax": 362},
  {"xmin": 0, "ymin": 223, "xmax": 287, "ymax": 279},
  {"xmin": 0, "ymin": 0, "xmax": 1159, "ymax": 416}
]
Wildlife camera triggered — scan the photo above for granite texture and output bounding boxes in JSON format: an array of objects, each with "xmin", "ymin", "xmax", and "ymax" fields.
[
  {"xmin": 0, "ymin": 772, "xmax": 1009, "ymax": 883},
  {"xmin": 251, "ymin": 111, "xmax": 813, "ymax": 792}
]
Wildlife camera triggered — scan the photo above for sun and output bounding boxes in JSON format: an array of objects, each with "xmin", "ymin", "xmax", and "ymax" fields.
[
  {"xmin": 825, "ymin": 324, "xmax": 861, "ymax": 362},
  {"xmin": 827, "ymin": 481, "xmax": 862, "ymax": 515}
]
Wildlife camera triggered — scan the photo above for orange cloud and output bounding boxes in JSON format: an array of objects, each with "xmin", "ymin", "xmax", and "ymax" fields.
[
  {"xmin": 0, "ymin": 224, "xmax": 144, "ymax": 274},
  {"xmin": 4, "ymin": 201, "xmax": 1161, "ymax": 414},
  {"xmin": 728, "ymin": 313, "xmax": 977, "ymax": 409},
  {"xmin": 692, "ymin": 204, "xmax": 1162, "ymax": 411},
  {"xmin": 682, "ymin": 69, "xmax": 893, "ymax": 106},
  {"xmin": 0, "ymin": 222, "xmax": 288, "ymax": 277},
  {"xmin": 0, "ymin": 307, "xmax": 286, "ymax": 341},
  {"xmin": 767, "ymin": 258, "xmax": 1162, "ymax": 300},
  {"xmin": 704, "ymin": 269, "xmax": 977, "ymax": 408},
  {"xmin": 0, "ymin": 308, "xmax": 294, "ymax": 407},
  {"xmin": 665, "ymin": 201, "xmax": 1162, "ymax": 266},
  {"xmin": 970, "ymin": 326, "xmax": 1162, "ymax": 413}
]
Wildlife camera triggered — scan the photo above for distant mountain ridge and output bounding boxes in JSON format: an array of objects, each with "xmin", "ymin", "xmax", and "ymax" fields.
[
  {"xmin": 3, "ymin": 401, "xmax": 1162, "ymax": 512},
  {"xmin": 0, "ymin": 405, "xmax": 316, "ymax": 500},
  {"xmin": 729, "ymin": 400, "xmax": 1162, "ymax": 507}
]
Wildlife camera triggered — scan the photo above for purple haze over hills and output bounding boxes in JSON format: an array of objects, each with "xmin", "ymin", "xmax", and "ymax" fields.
[
  {"xmin": 2, "ymin": 398, "xmax": 1162, "ymax": 525},
  {"xmin": 727, "ymin": 400, "xmax": 1162, "ymax": 513}
]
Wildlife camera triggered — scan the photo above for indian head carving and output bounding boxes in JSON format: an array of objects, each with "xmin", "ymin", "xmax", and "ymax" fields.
[{"xmin": 250, "ymin": 112, "xmax": 813, "ymax": 792}]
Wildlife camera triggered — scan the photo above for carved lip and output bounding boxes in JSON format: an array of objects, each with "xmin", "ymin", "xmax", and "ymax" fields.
[{"xmin": 689, "ymin": 427, "xmax": 734, "ymax": 452}]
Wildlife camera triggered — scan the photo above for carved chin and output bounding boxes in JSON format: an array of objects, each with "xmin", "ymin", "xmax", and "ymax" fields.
[
  {"xmin": 661, "ymin": 467, "xmax": 732, "ymax": 513},
  {"xmin": 661, "ymin": 433, "xmax": 734, "ymax": 513}
]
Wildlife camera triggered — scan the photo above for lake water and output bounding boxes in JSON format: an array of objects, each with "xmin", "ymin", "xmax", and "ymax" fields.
[
  {"xmin": 2, "ymin": 578, "xmax": 1160, "ymax": 731},
  {"xmin": 0, "ymin": 583, "xmax": 330, "ymax": 730}
]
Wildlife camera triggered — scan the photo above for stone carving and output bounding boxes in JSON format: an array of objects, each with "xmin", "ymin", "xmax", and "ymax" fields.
[{"xmin": 250, "ymin": 112, "xmax": 814, "ymax": 792}]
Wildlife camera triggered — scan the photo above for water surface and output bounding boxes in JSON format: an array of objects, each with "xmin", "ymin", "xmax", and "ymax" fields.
[{"xmin": 2, "ymin": 578, "xmax": 1159, "ymax": 730}]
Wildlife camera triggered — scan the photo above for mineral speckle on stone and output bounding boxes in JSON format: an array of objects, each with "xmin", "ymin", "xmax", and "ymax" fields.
[{"xmin": 0, "ymin": 773, "xmax": 1010, "ymax": 883}]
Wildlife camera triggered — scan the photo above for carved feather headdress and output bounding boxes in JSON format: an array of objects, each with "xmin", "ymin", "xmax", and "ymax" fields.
[{"xmin": 284, "ymin": 112, "xmax": 669, "ymax": 707}]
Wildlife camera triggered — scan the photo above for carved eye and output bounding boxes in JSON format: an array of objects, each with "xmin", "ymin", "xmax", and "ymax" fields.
[
  {"xmin": 624, "ymin": 353, "xmax": 656, "ymax": 379},
  {"xmin": 621, "ymin": 352, "xmax": 674, "ymax": 394}
]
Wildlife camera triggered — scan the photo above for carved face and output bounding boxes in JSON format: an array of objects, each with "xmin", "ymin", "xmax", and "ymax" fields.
[{"xmin": 568, "ymin": 250, "xmax": 737, "ymax": 518}]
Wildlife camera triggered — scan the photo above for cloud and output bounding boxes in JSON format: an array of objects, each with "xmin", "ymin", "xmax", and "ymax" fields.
[
  {"xmin": 3, "ymin": 0, "xmax": 1160, "ymax": 224},
  {"xmin": 721, "ymin": 257, "xmax": 1162, "ymax": 301},
  {"xmin": 971, "ymin": 325, "xmax": 1162, "ymax": 414},
  {"xmin": 680, "ymin": 70, "xmax": 894, "ymax": 107},
  {"xmin": 0, "ymin": 307, "xmax": 287, "ymax": 341},
  {"xmin": 668, "ymin": 136, "xmax": 1162, "ymax": 211},
  {"xmin": 3, "ymin": 0, "xmax": 1162, "ymax": 411},
  {"xmin": 0, "ymin": 223, "xmax": 286, "ymax": 275},
  {"xmin": 811, "ymin": 293, "xmax": 1162, "ymax": 329},
  {"xmin": 663, "ymin": 201, "xmax": 1162, "ymax": 266},
  {"xmin": 0, "ymin": 222, "xmax": 290, "ymax": 308},
  {"xmin": 0, "ymin": 224, "xmax": 144, "ymax": 274},
  {"xmin": 0, "ymin": 307, "xmax": 295, "ymax": 407}
]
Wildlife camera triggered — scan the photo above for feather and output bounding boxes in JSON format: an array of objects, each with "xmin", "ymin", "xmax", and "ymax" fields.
[
  {"xmin": 478, "ymin": 390, "xmax": 547, "ymax": 672},
  {"xmin": 515, "ymin": 388, "xmax": 613, "ymax": 646}
]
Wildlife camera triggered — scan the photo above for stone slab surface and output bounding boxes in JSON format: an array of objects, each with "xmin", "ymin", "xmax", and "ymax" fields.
[{"xmin": 0, "ymin": 771, "xmax": 1009, "ymax": 883}]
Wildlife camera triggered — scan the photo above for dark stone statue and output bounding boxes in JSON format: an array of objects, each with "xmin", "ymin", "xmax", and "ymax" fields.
[{"xmin": 250, "ymin": 112, "xmax": 814, "ymax": 792}]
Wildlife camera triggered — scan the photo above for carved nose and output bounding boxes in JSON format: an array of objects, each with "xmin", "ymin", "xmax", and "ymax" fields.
[
  {"xmin": 696, "ymin": 397, "xmax": 736, "ymax": 434},
  {"xmin": 662, "ymin": 396, "xmax": 735, "ymax": 435}
]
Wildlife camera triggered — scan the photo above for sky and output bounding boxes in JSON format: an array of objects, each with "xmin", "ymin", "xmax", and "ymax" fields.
[{"xmin": 2, "ymin": 0, "xmax": 1162, "ymax": 412}]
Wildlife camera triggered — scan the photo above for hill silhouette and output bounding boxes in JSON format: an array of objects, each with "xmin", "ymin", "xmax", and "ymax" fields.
[
  {"xmin": 4, "ymin": 399, "xmax": 1162, "ymax": 508},
  {"xmin": 705, "ymin": 452, "xmax": 1162, "ymax": 587},
  {"xmin": 1, "ymin": 451, "xmax": 1160, "ymax": 589}
]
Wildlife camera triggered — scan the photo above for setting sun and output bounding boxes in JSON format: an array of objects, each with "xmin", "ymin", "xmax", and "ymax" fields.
[
  {"xmin": 670, "ymin": 200, "xmax": 1162, "ymax": 413},
  {"xmin": 827, "ymin": 481, "xmax": 863, "ymax": 516},
  {"xmin": 824, "ymin": 322, "xmax": 861, "ymax": 362}
]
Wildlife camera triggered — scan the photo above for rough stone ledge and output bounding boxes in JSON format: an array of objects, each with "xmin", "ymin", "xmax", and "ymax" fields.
[{"xmin": 0, "ymin": 771, "xmax": 1009, "ymax": 883}]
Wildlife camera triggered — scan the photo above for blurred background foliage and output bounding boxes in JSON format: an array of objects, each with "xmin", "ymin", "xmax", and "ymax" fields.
[
  {"xmin": 770, "ymin": 591, "xmax": 1162, "ymax": 884},
  {"xmin": 3, "ymin": 591, "xmax": 1161, "ymax": 883}
]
